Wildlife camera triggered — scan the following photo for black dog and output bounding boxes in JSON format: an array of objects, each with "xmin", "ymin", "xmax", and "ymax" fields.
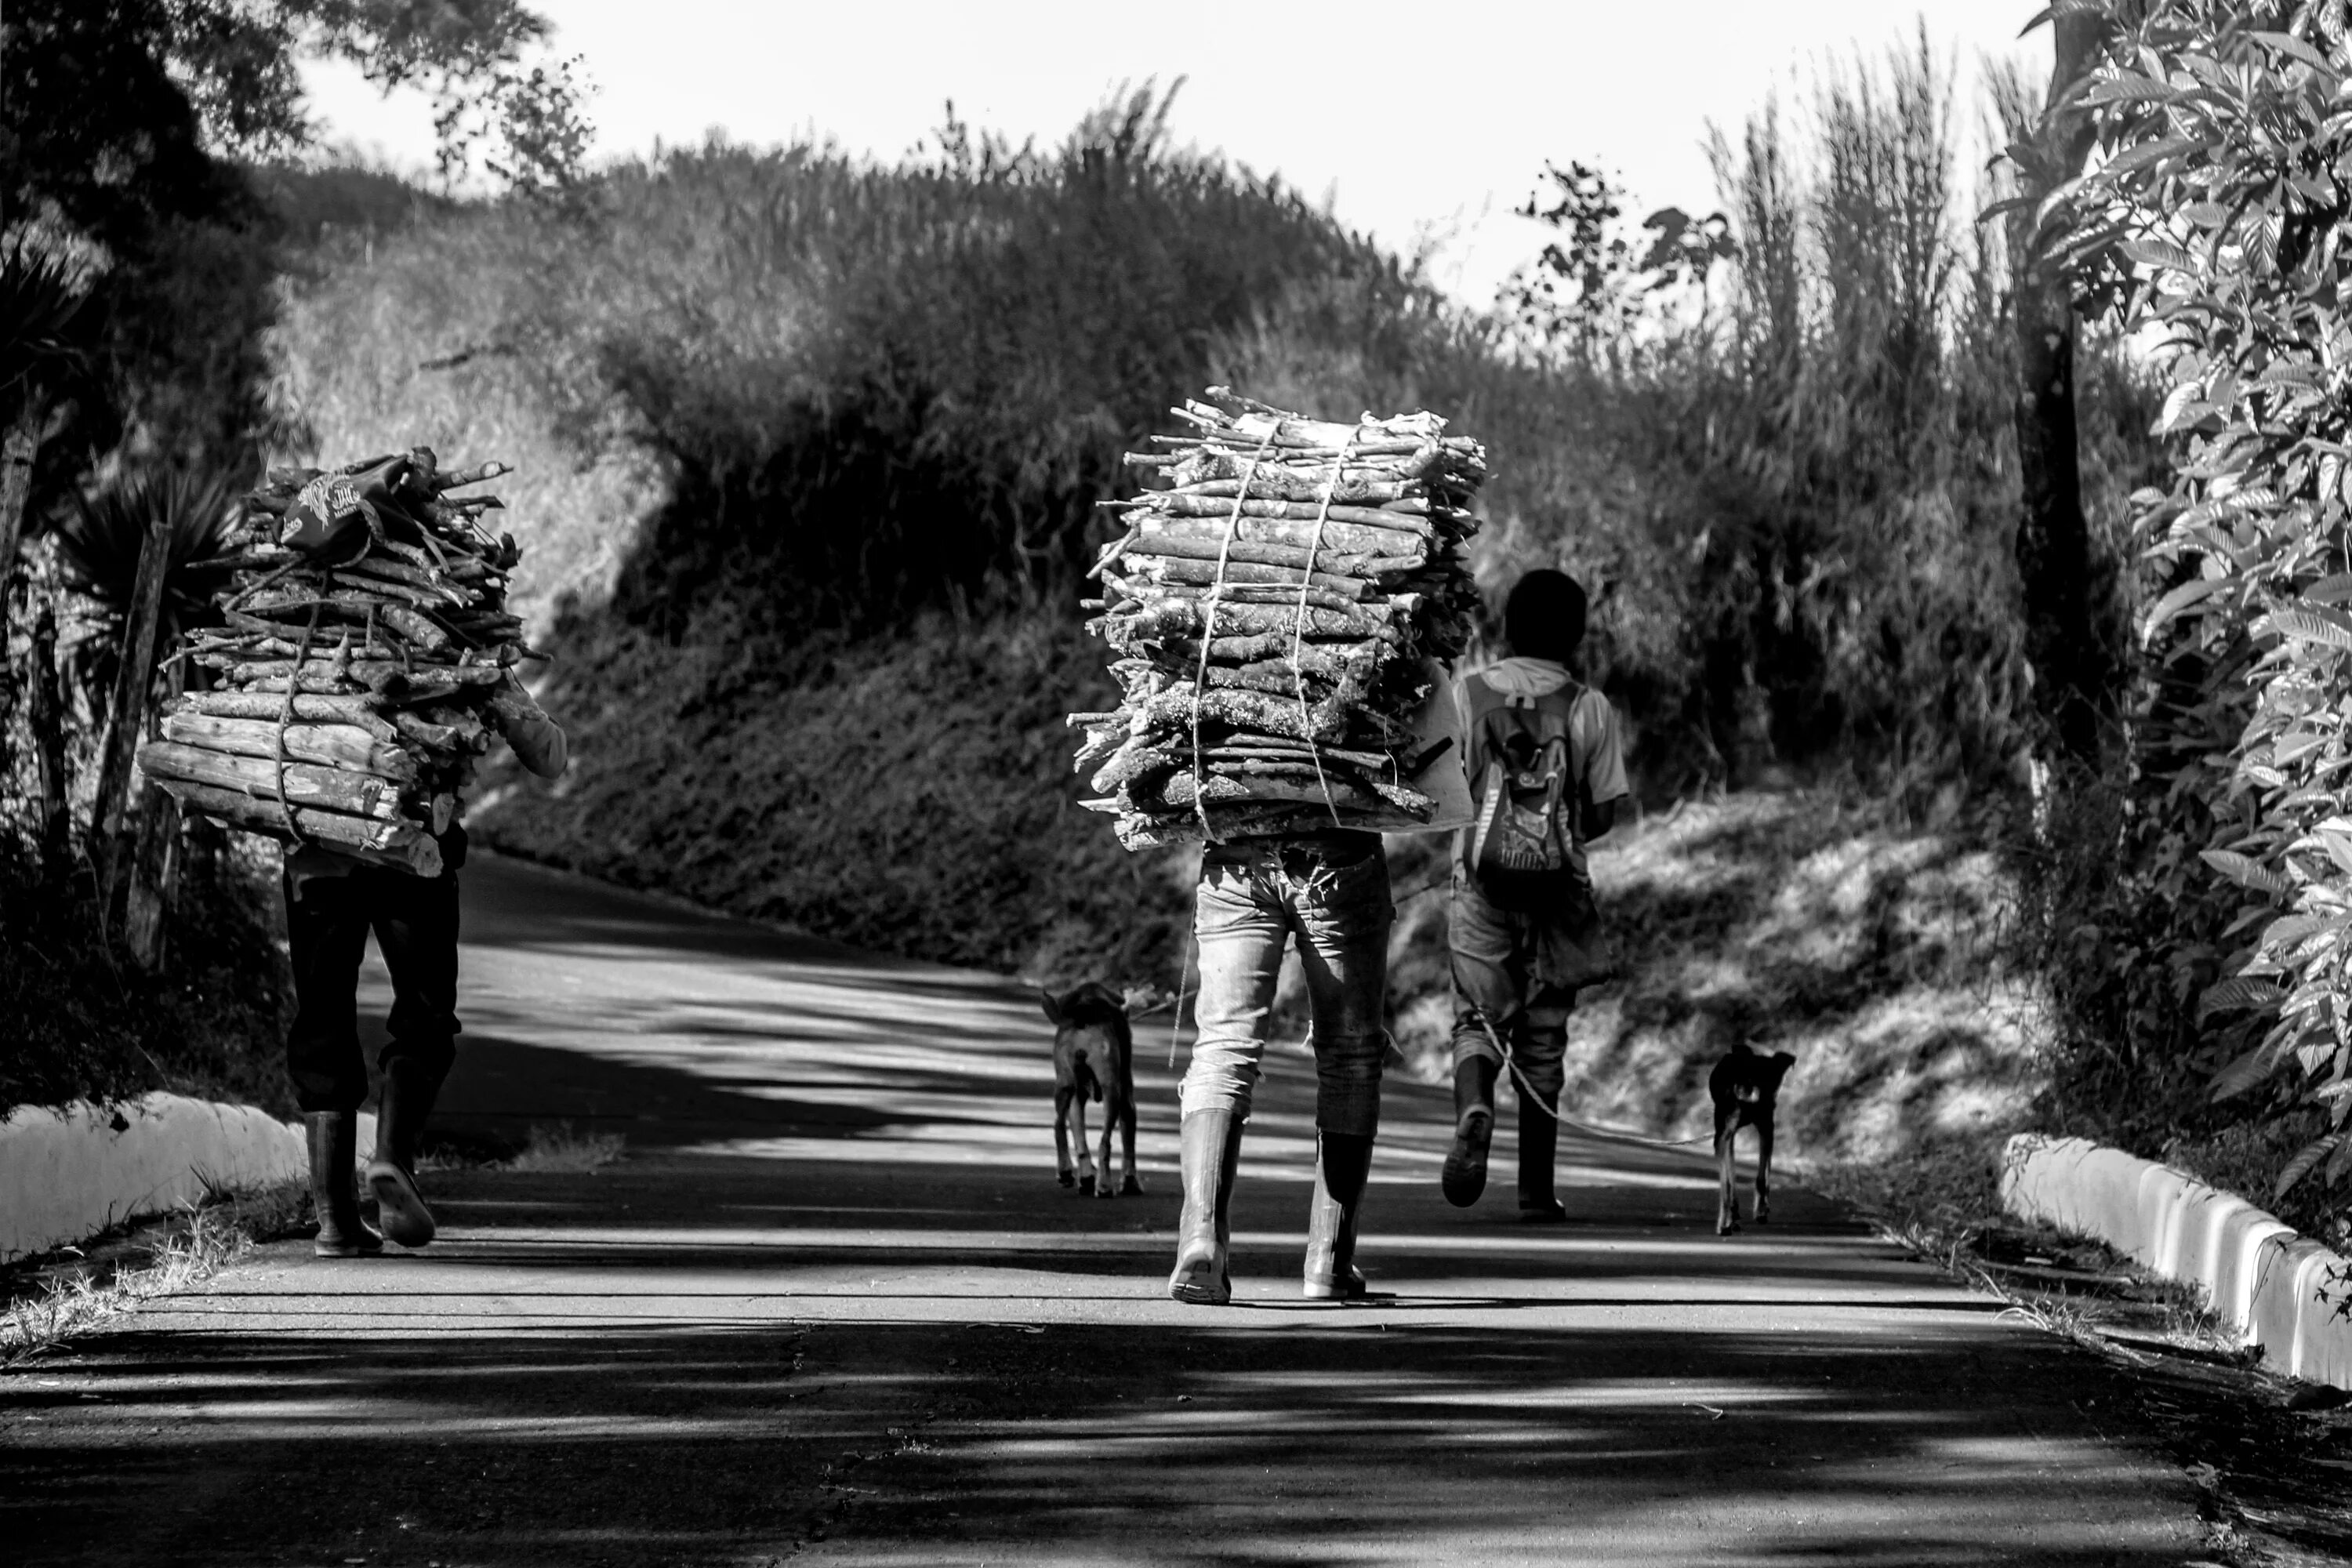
[
  {"xmin": 1042, "ymin": 983, "xmax": 1142, "ymax": 1197},
  {"xmin": 1709, "ymin": 1044, "xmax": 1795, "ymax": 1234}
]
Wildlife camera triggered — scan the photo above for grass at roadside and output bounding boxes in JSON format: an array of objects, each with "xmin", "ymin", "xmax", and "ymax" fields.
[
  {"xmin": 2, "ymin": 1123, "xmax": 628, "ymax": 1363},
  {"xmin": 1, "ymin": 1180, "xmax": 309, "ymax": 1364}
]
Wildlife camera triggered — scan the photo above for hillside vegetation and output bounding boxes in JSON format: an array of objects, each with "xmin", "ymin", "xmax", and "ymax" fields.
[{"xmin": 256, "ymin": 60, "xmax": 2220, "ymax": 1189}]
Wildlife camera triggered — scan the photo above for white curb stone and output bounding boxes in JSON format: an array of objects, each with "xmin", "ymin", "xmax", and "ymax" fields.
[
  {"xmin": 0, "ymin": 1094, "xmax": 376, "ymax": 1265},
  {"xmin": 2002, "ymin": 1132, "xmax": 2352, "ymax": 1389}
]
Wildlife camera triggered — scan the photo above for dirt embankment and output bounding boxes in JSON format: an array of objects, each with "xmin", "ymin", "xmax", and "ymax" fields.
[{"xmin": 1368, "ymin": 789, "xmax": 2041, "ymax": 1170}]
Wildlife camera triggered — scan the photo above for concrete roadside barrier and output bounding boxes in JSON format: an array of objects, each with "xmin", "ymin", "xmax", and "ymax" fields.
[
  {"xmin": 0, "ymin": 1094, "xmax": 374, "ymax": 1265},
  {"xmin": 2002, "ymin": 1133, "xmax": 2352, "ymax": 1389}
]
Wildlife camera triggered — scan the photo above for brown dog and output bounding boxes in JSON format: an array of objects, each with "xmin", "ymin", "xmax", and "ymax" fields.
[
  {"xmin": 1042, "ymin": 983, "xmax": 1142, "ymax": 1197},
  {"xmin": 1710, "ymin": 1044, "xmax": 1795, "ymax": 1234}
]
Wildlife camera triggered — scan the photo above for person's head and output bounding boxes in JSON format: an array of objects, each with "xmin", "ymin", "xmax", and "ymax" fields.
[{"xmin": 1503, "ymin": 568, "xmax": 1588, "ymax": 663}]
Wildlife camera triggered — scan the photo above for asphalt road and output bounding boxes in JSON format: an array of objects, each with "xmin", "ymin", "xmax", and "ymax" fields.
[{"xmin": 5, "ymin": 852, "xmax": 2212, "ymax": 1566}]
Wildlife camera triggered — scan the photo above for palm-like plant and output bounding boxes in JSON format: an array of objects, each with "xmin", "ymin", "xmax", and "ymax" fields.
[
  {"xmin": 0, "ymin": 245, "xmax": 94, "ymax": 403},
  {"xmin": 53, "ymin": 466, "xmax": 242, "ymax": 718}
]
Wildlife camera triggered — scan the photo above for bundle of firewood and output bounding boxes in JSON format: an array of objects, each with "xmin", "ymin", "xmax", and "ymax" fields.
[
  {"xmin": 1071, "ymin": 390, "xmax": 1485, "ymax": 849},
  {"xmin": 136, "ymin": 448, "xmax": 543, "ymax": 877}
]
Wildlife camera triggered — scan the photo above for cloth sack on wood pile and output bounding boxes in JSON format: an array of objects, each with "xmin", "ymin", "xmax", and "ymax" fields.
[
  {"xmin": 1071, "ymin": 389, "xmax": 1485, "ymax": 849},
  {"xmin": 137, "ymin": 448, "xmax": 560, "ymax": 877}
]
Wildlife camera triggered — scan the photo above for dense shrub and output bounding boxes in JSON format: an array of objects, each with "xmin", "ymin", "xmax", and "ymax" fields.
[{"xmin": 2021, "ymin": 1, "xmax": 2352, "ymax": 1231}]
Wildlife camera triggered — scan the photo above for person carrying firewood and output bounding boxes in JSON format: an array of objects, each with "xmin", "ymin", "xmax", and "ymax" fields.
[
  {"xmin": 292, "ymin": 679, "xmax": 566, "ymax": 1256},
  {"xmin": 1442, "ymin": 568, "xmax": 1628, "ymax": 1221},
  {"xmin": 1168, "ymin": 822, "xmax": 1398, "ymax": 1305},
  {"xmin": 1073, "ymin": 394, "xmax": 1483, "ymax": 1305},
  {"xmin": 1164, "ymin": 663, "xmax": 1475, "ymax": 1308},
  {"xmin": 250, "ymin": 472, "xmax": 574, "ymax": 1258}
]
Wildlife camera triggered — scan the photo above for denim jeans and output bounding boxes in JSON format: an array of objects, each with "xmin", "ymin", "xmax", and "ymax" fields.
[
  {"xmin": 1449, "ymin": 868, "xmax": 1578, "ymax": 1104},
  {"xmin": 1181, "ymin": 834, "xmax": 1393, "ymax": 1135}
]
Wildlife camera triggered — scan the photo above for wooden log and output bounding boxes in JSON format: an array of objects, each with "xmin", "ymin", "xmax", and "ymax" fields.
[
  {"xmin": 1199, "ymin": 662, "xmax": 1361, "ymax": 700},
  {"xmin": 150, "ymin": 779, "xmax": 441, "ymax": 875},
  {"xmin": 390, "ymin": 710, "xmax": 466, "ymax": 752},
  {"xmin": 175, "ymin": 690, "xmax": 398, "ymax": 740},
  {"xmin": 1120, "ymin": 494, "xmax": 1449, "ymax": 532},
  {"xmin": 1112, "ymin": 557, "xmax": 1373, "ymax": 598},
  {"xmin": 1171, "ymin": 481, "xmax": 1432, "ymax": 513},
  {"xmin": 418, "ymin": 703, "xmax": 491, "ymax": 750},
  {"xmin": 1106, "ymin": 579, "xmax": 1388, "ymax": 614},
  {"xmin": 1138, "ymin": 684, "xmax": 1347, "ymax": 745},
  {"xmin": 1208, "ymin": 740, "xmax": 1396, "ymax": 770},
  {"xmin": 431, "ymin": 459, "xmax": 513, "ymax": 491},
  {"xmin": 212, "ymin": 657, "xmax": 501, "ymax": 692},
  {"xmin": 377, "ymin": 601, "xmax": 454, "ymax": 651},
  {"xmin": 337, "ymin": 554, "xmax": 492, "ymax": 591},
  {"xmin": 215, "ymin": 667, "xmax": 374, "ymax": 698},
  {"xmin": 1189, "ymin": 630, "xmax": 1390, "ymax": 665},
  {"xmin": 1129, "ymin": 513, "xmax": 1430, "ymax": 552},
  {"xmin": 1171, "ymin": 639, "xmax": 1388, "ymax": 683},
  {"xmin": 1135, "ymin": 771, "xmax": 1433, "ymax": 819},
  {"xmin": 161, "ymin": 713, "xmax": 419, "ymax": 782},
  {"xmin": 1133, "ymin": 533, "xmax": 1420, "ymax": 575},
  {"xmin": 1109, "ymin": 598, "xmax": 1396, "ymax": 641},
  {"xmin": 136, "ymin": 741, "xmax": 405, "ymax": 820},
  {"xmin": 321, "ymin": 561, "xmax": 474, "ymax": 606},
  {"xmin": 1151, "ymin": 431, "xmax": 1433, "ymax": 459},
  {"xmin": 1128, "ymin": 446, "xmax": 1452, "ymax": 485},
  {"xmin": 241, "ymin": 586, "xmax": 399, "ymax": 615},
  {"xmin": 1164, "ymin": 468, "xmax": 1432, "ymax": 505}
]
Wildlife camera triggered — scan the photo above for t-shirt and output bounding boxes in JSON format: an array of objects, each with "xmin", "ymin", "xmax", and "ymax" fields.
[{"xmin": 1455, "ymin": 656, "xmax": 1628, "ymax": 879}]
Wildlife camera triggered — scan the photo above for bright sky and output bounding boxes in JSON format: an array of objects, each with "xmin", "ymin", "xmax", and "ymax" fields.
[{"xmin": 299, "ymin": 0, "xmax": 2055, "ymax": 307}]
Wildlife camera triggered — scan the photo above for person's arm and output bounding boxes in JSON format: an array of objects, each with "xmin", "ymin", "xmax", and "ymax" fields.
[
  {"xmin": 487, "ymin": 673, "xmax": 568, "ymax": 779},
  {"xmin": 1577, "ymin": 691, "xmax": 1630, "ymax": 841}
]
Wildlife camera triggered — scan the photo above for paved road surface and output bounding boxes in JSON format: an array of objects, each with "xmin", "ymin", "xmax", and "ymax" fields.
[{"xmin": 6, "ymin": 854, "xmax": 2209, "ymax": 1566}]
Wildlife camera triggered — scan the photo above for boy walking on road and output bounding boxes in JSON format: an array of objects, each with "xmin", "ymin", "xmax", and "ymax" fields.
[{"xmin": 1443, "ymin": 569, "xmax": 1628, "ymax": 1221}]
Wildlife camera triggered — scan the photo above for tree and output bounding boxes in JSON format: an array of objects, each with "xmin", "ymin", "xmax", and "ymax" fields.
[
  {"xmin": 2003, "ymin": 4, "xmax": 2113, "ymax": 764},
  {"xmin": 1502, "ymin": 162, "xmax": 1735, "ymax": 370},
  {"xmin": 0, "ymin": 246, "xmax": 99, "ymax": 748}
]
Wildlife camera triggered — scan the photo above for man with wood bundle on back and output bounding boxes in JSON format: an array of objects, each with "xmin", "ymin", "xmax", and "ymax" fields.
[
  {"xmin": 1443, "ymin": 568, "xmax": 1628, "ymax": 1221},
  {"xmin": 140, "ymin": 450, "xmax": 569, "ymax": 1256},
  {"xmin": 1071, "ymin": 391, "xmax": 1483, "ymax": 1304}
]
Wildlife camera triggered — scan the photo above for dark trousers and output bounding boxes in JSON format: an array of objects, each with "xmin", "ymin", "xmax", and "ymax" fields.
[{"xmin": 285, "ymin": 866, "xmax": 462, "ymax": 1114}]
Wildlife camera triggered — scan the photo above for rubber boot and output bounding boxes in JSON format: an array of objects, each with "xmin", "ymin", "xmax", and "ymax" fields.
[
  {"xmin": 1517, "ymin": 1094, "xmax": 1567, "ymax": 1222},
  {"xmin": 1440, "ymin": 1056, "xmax": 1498, "ymax": 1208},
  {"xmin": 368, "ymin": 1063, "xmax": 440, "ymax": 1248},
  {"xmin": 306, "ymin": 1112, "xmax": 382, "ymax": 1258},
  {"xmin": 1167, "ymin": 1110, "xmax": 1242, "ymax": 1305},
  {"xmin": 1303, "ymin": 1132, "xmax": 1374, "ymax": 1300}
]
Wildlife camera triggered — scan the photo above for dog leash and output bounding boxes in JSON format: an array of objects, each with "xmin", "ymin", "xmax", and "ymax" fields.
[{"xmin": 1468, "ymin": 1007, "xmax": 1715, "ymax": 1147}]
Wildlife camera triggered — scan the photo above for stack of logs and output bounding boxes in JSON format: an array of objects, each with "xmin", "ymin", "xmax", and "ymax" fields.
[
  {"xmin": 1072, "ymin": 391, "xmax": 1485, "ymax": 848},
  {"xmin": 136, "ymin": 449, "xmax": 539, "ymax": 878}
]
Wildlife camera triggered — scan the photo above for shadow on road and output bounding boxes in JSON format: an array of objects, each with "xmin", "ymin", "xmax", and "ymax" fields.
[
  {"xmin": 2, "ymin": 853, "xmax": 2204, "ymax": 1566},
  {"xmin": 5, "ymin": 1312, "xmax": 2187, "ymax": 1567}
]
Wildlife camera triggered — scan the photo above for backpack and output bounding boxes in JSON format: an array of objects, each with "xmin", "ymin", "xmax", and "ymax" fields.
[{"xmin": 1463, "ymin": 675, "xmax": 1587, "ymax": 913}]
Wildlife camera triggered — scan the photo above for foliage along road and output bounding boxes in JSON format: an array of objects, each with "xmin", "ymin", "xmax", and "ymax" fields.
[{"xmin": 4, "ymin": 853, "xmax": 2212, "ymax": 1565}]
